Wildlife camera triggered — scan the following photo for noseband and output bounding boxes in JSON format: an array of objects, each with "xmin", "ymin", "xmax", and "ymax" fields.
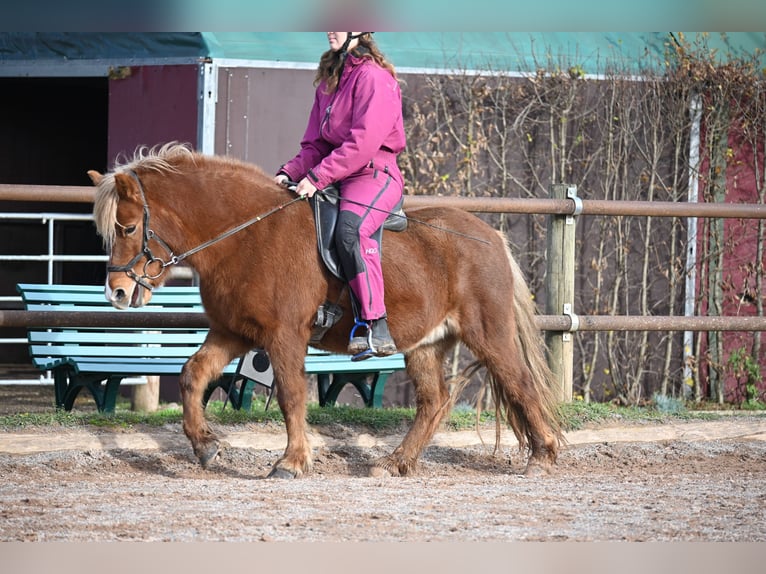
[{"xmin": 108, "ymin": 170, "xmax": 304, "ymax": 291}]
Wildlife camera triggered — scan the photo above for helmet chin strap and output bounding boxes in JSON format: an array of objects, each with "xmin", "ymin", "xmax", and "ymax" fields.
[
  {"xmin": 340, "ymin": 32, "xmax": 365, "ymax": 54},
  {"xmin": 335, "ymin": 32, "xmax": 367, "ymax": 86}
]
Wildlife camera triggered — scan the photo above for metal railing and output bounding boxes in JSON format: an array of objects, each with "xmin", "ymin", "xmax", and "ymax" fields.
[
  {"xmin": 0, "ymin": 209, "xmax": 108, "ymax": 384},
  {"xmin": 0, "ymin": 211, "xmax": 107, "ymax": 302}
]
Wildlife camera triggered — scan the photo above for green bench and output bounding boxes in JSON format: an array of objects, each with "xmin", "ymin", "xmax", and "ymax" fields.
[{"xmin": 17, "ymin": 283, "xmax": 406, "ymax": 413}]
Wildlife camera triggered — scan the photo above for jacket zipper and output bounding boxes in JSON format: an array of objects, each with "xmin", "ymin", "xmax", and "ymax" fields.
[{"xmin": 320, "ymin": 104, "xmax": 332, "ymax": 138}]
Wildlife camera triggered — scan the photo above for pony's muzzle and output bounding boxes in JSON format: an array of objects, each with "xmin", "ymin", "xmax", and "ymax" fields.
[
  {"xmin": 107, "ymin": 283, "xmax": 147, "ymax": 309},
  {"xmin": 108, "ymin": 285, "xmax": 132, "ymax": 309}
]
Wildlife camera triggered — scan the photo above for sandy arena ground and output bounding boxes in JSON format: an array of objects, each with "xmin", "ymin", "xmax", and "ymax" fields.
[{"xmin": 1, "ymin": 385, "xmax": 764, "ymax": 543}]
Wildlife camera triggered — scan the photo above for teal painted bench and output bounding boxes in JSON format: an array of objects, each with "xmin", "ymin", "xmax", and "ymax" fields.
[
  {"xmin": 207, "ymin": 346, "xmax": 406, "ymax": 411},
  {"xmin": 17, "ymin": 283, "xmax": 406, "ymax": 412}
]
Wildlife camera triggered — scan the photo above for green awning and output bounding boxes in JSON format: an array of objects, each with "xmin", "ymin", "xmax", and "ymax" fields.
[{"xmin": 1, "ymin": 32, "xmax": 763, "ymax": 76}]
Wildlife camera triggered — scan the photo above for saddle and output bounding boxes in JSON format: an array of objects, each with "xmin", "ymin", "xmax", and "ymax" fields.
[
  {"xmin": 309, "ymin": 185, "xmax": 407, "ymax": 282},
  {"xmin": 308, "ymin": 185, "xmax": 407, "ymax": 344}
]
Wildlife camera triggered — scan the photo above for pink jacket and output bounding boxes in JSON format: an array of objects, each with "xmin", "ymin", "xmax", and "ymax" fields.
[{"xmin": 280, "ymin": 52, "xmax": 406, "ymax": 190}]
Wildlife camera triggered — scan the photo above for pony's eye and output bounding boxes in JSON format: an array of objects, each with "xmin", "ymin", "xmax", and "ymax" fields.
[{"xmin": 119, "ymin": 224, "xmax": 137, "ymax": 236}]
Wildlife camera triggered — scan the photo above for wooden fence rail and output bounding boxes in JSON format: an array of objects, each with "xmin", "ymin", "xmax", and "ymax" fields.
[
  {"xmin": 4, "ymin": 184, "xmax": 766, "ymax": 218},
  {"xmin": 3, "ymin": 309, "xmax": 766, "ymax": 332},
  {"xmin": 3, "ymin": 184, "xmax": 766, "ymax": 401}
]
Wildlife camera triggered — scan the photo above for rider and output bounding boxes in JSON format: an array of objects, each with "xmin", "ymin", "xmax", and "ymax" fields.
[{"xmin": 274, "ymin": 32, "xmax": 406, "ymax": 359}]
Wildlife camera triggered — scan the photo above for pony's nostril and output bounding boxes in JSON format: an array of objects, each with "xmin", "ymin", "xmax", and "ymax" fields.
[{"xmin": 112, "ymin": 288, "xmax": 127, "ymax": 303}]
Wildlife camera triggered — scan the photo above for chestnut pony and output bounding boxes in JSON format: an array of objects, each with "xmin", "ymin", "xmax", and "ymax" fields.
[{"xmin": 89, "ymin": 143, "xmax": 562, "ymax": 478}]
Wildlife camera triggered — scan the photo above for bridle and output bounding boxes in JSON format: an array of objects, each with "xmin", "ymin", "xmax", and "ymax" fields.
[
  {"xmin": 108, "ymin": 170, "xmax": 303, "ymax": 290},
  {"xmin": 107, "ymin": 171, "xmax": 176, "ymax": 290}
]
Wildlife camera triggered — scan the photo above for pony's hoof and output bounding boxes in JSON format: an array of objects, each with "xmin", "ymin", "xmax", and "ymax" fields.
[
  {"xmin": 368, "ymin": 465, "xmax": 393, "ymax": 478},
  {"xmin": 369, "ymin": 457, "xmax": 405, "ymax": 477},
  {"xmin": 267, "ymin": 466, "xmax": 297, "ymax": 479},
  {"xmin": 523, "ymin": 460, "xmax": 554, "ymax": 477},
  {"xmin": 196, "ymin": 440, "xmax": 227, "ymax": 469}
]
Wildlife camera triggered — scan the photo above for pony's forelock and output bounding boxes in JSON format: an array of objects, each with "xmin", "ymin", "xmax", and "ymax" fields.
[
  {"xmin": 93, "ymin": 142, "xmax": 196, "ymax": 249},
  {"xmin": 93, "ymin": 172, "xmax": 118, "ymax": 249}
]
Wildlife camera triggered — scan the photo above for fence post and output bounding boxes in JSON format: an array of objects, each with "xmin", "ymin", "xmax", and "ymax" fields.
[{"xmin": 545, "ymin": 183, "xmax": 578, "ymax": 402}]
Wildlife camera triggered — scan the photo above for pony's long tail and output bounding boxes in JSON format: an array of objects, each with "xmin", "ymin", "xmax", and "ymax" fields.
[
  {"xmin": 444, "ymin": 234, "xmax": 563, "ymax": 455},
  {"xmin": 496, "ymin": 236, "xmax": 564, "ymax": 452}
]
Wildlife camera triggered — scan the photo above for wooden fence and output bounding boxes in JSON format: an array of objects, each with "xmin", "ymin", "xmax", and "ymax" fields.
[{"xmin": 3, "ymin": 183, "xmax": 766, "ymax": 401}]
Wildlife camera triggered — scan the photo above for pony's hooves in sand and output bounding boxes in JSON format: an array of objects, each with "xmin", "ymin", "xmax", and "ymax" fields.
[
  {"xmin": 368, "ymin": 465, "xmax": 394, "ymax": 478},
  {"xmin": 523, "ymin": 461, "xmax": 554, "ymax": 477},
  {"xmin": 267, "ymin": 467, "xmax": 297, "ymax": 479},
  {"xmin": 197, "ymin": 440, "xmax": 228, "ymax": 469}
]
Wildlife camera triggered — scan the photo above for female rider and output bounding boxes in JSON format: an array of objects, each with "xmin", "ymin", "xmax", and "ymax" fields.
[{"xmin": 275, "ymin": 32, "xmax": 405, "ymax": 359}]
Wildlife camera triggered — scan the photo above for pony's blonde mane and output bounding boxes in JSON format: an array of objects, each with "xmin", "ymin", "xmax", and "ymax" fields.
[{"xmin": 93, "ymin": 142, "xmax": 196, "ymax": 249}]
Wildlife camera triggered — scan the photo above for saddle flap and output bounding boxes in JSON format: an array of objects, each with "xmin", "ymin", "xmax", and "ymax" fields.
[{"xmin": 310, "ymin": 188, "xmax": 345, "ymax": 281}]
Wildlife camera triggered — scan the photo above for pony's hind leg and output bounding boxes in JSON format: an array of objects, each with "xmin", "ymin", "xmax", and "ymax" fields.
[
  {"xmin": 462, "ymin": 309, "xmax": 561, "ymax": 476},
  {"xmin": 179, "ymin": 334, "xmax": 245, "ymax": 468},
  {"xmin": 494, "ymin": 365, "xmax": 560, "ymax": 476},
  {"xmin": 469, "ymin": 335, "xmax": 561, "ymax": 476},
  {"xmin": 371, "ymin": 343, "xmax": 452, "ymax": 477}
]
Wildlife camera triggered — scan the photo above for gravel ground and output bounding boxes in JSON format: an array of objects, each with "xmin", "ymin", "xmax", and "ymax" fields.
[
  {"xmin": 1, "ymin": 385, "xmax": 765, "ymax": 544},
  {"xmin": 1, "ymin": 415, "xmax": 765, "ymax": 542}
]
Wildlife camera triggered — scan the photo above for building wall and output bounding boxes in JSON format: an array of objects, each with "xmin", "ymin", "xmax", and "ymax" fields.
[
  {"xmin": 107, "ymin": 65, "xmax": 199, "ymax": 163},
  {"xmin": 214, "ymin": 66, "xmax": 315, "ymax": 173}
]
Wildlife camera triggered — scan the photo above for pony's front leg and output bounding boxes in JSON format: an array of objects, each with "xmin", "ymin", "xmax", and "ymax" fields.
[
  {"xmin": 179, "ymin": 338, "xmax": 241, "ymax": 468},
  {"xmin": 266, "ymin": 349, "xmax": 312, "ymax": 479}
]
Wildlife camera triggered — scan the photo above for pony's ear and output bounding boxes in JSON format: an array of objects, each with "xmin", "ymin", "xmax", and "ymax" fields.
[
  {"xmin": 113, "ymin": 173, "xmax": 142, "ymax": 202},
  {"xmin": 87, "ymin": 170, "xmax": 103, "ymax": 185}
]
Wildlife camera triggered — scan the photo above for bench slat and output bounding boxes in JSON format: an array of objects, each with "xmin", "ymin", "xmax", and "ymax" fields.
[
  {"xmin": 28, "ymin": 331, "xmax": 209, "ymax": 345},
  {"xmin": 305, "ymin": 356, "xmax": 405, "ymax": 373},
  {"xmin": 30, "ymin": 344, "xmax": 207, "ymax": 358},
  {"xmin": 21, "ymin": 293, "xmax": 204, "ymax": 305},
  {"xmin": 25, "ymin": 304, "xmax": 206, "ymax": 313},
  {"xmin": 17, "ymin": 283, "xmax": 201, "ymax": 293},
  {"xmin": 67, "ymin": 359, "xmax": 241, "ymax": 376}
]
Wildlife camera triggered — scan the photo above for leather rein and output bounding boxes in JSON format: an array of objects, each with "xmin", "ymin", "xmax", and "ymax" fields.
[{"xmin": 108, "ymin": 170, "xmax": 304, "ymax": 290}]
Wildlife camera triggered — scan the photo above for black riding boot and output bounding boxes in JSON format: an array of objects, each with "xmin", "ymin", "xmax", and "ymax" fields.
[{"xmin": 370, "ymin": 317, "xmax": 397, "ymax": 356}]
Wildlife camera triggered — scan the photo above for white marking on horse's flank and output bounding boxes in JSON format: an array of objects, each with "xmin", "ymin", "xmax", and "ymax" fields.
[{"xmin": 412, "ymin": 314, "xmax": 460, "ymax": 348}]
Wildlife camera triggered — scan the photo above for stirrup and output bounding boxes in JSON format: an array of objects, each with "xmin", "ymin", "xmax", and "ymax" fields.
[{"xmin": 349, "ymin": 319, "xmax": 375, "ymax": 361}]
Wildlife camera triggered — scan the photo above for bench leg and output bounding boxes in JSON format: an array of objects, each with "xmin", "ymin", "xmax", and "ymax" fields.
[
  {"xmin": 319, "ymin": 369, "xmax": 393, "ymax": 408},
  {"xmin": 319, "ymin": 373, "xmax": 363, "ymax": 407},
  {"xmin": 320, "ymin": 372, "xmax": 392, "ymax": 408},
  {"xmin": 204, "ymin": 376, "xmax": 238, "ymax": 410},
  {"xmin": 56, "ymin": 372, "xmax": 122, "ymax": 413},
  {"xmin": 54, "ymin": 369, "xmax": 96, "ymax": 412},
  {"xmin": 368, "ymin": 372, "xmax": 391, "ymax": 408},
  {"xmin": 53, "ymin": 369, "xmax": 69, "ymax": 410},
  {"xmin": 236, "ymin": 379, "xmax": 256, "ymax": 410},
  {"xmin": 99, "ymin": 377, "xmax": 123, "ymax": 414},
  {"xmin": 203, "ymin": 376, "xmax": 258, "ymax": 411},
  {"xmin": 317, "ymin": 374, "xmax": 332, "ymax": 406}
]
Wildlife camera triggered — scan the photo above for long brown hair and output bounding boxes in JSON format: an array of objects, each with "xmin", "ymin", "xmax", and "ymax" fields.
[{"xmin": 315, "ymin": 33, "xmax": 397, "ymax": 93}]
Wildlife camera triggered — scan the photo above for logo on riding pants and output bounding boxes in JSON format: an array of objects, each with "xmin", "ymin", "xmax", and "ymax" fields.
[{"xmin": 365, "ymin": 247, "xmax": 378, "ymax": 255}]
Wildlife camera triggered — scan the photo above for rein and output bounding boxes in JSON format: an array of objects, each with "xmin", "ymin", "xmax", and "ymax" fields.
[
  {"xmin": 109, "ymin": 170, "xmax": 304, "ymax": 289},
  {"xmin": 316, "ymin": 187, "xmax": 491, "ymax": 245}
]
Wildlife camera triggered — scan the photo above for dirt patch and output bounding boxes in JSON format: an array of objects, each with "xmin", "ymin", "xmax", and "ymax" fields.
[{"xmin": 1, "ymin": 385, "xmax": 765, "ymax": 541}]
